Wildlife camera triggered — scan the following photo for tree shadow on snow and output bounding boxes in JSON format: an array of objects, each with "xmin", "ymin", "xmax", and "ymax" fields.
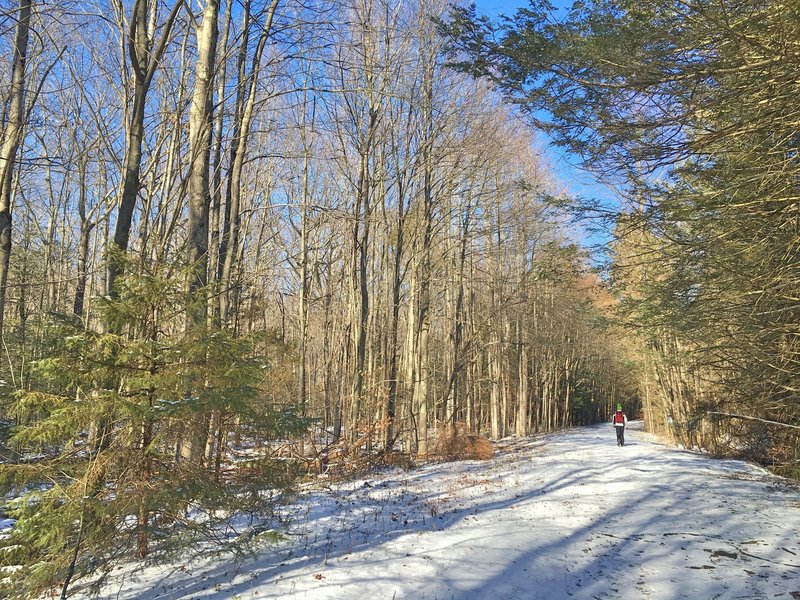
[{"xmin": 81, "ymin": 423, "xmax": 800, "ymax": 600}]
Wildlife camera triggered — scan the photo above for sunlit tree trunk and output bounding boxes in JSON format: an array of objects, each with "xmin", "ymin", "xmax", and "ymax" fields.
[
  {"xmin": 516, "ymin": 321, "xmax": 529, "ymax": 437},
  {"xmin": 219, "ymin": 0, "xmax": 280, "ymax": 325},
  {"xmin": 180, "ymin": 0, "xmax": 219, "ymax": 465}
]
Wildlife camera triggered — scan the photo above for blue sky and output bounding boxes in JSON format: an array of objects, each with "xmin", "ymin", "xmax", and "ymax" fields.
[
  {"xmin": 474, "ymin": 0, "xmax": 531, "ymax": 17},
  {"xmin": 472, "ymin": 0, "xmax": 619, "ymax": 254}
]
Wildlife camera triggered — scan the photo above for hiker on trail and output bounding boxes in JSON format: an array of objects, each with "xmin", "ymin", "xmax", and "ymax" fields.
[{"xmin": 612, "ymin": 404, "xmax": 627, "ymax": 446}]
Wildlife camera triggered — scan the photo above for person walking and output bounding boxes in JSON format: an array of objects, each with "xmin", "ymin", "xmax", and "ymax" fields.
[{"xmin": 612, "ymin": 403, "xmax": 627, "ymax": 446}]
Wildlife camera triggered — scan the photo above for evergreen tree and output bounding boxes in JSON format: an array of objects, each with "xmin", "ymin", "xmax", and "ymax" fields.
[
  {"xmin": 0, "ymin": 261, "xmax": 307, "ymax": 598},
  {"xmin": 441, "ymin": 0, "xmax": 800, "ymax": 463}
]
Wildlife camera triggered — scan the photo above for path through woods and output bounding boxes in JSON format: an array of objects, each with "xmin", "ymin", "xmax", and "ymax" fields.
[{"xmin": 73, "ymin": 423, "xmax": 800, "ymax": 600}]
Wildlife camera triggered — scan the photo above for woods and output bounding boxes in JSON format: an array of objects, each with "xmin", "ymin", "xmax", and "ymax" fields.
[
  {"xmin": 443, "ymin": 0, "xmax": 799, "ymax": 470},
  {"xmin": 2, "ymin": 0, "xmax": 797, "ymax": 595},
  {"xmin": 0, "ymin": 1, "xmax": 632, "ymax": 596}
]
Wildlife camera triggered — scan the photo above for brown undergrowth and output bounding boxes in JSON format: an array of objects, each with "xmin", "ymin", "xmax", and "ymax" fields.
[{"xmin": 432, "ymin": 423, "xmax": 494, "ymax": 461}]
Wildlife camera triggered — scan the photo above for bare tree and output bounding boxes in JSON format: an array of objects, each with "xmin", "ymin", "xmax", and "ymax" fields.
[{"xmin": 107, "ymin": 0, "xmax": 183, "ymax": 296}]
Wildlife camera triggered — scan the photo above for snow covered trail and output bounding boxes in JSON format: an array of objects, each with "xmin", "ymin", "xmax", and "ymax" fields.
[{"xmin": 79, "ymin": 423, "xmax": 800, "ymax": 600}]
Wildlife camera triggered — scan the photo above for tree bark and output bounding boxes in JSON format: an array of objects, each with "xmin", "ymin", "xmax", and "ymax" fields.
[
  {"xmin": 218, "ymin": 0, "xmax": 280, "ymax": 325},
  {"xmin": 0, "ymin": 0, "xmax": 32, "ymax": 342},
  {"xmin": 181, "ymin": 0, "xmax": 219, "ymax": 465},
  {"xmin": 516, "ymin": 322, "xmax": 529, "ymax": 437},
  {"xmin": 107, "ymin": 0, "xmax": 183, "ymax": 296}
]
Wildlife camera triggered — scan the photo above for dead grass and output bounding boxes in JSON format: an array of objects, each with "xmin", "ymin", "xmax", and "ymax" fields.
[{"xmin": 433, "ymin": 426, "xmax": 494, "ymax": 461}]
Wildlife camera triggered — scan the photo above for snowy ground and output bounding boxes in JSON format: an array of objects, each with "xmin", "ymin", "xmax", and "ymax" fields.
[{"xmin": 71, "ymin": 422, "xmax": 800, "ymax": 599}]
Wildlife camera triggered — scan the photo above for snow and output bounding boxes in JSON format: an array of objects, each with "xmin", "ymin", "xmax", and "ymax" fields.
[
  {"xmin": 0, "ymin": 518, "xmax": 14, "ymax": 543},
  {"xmin": 69, "ymin": 422, "xmax": 800, "ymax": 599}
]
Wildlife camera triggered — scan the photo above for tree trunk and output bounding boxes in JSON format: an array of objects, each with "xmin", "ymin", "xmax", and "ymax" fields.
[
  {"xmin": 107, "ymin": 0, "xmax": 183, "ymax": 296},
  {"xmin": 0, "ymin": 0, "xmax": 31, "ymax": 342},
  {"xmin": 413, "ymin": 20, "xmax": 437, "ymax": 455},
  {"xmin": 181, "ymin": 0, "xmax": 219, "ymax": 465},
  {"xmin": 349, "ymin": 141, "xmax": 372, "ymax": 442},
  {"xmin": 384, "ymin": 176, "xmax": 408, "ymax": 451},
  {"xmin": 73, "ymin": 156, "xmax": 95, "ymax": 318},
  {"xmin": 209, "ymin": 0, "xmax": 232, "ymax": 302},
  {"xmin": 489, "ymin": 330, "xmax": 502, "ymax": 439},
  {"xmin": 516, "ymin": 322, "xmax": 529, "ymax": 437},
  {"xmin": 218, "ymin": 0, "xmax": 280, "ymax": 325}
]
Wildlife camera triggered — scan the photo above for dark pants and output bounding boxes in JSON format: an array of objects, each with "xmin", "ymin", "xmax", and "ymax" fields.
[{"xmin": 615, "ymin": 426, "xmax": 625, "ymax": 445}]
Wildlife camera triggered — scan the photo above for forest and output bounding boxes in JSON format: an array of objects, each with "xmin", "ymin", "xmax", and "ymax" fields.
[
  {"xmin": 443, "ymin": 0, "xmax": 799, "ymax": 460},
  {"xmin": 0, "ymin": 0, "xmax": 796, "ymax": 597}
]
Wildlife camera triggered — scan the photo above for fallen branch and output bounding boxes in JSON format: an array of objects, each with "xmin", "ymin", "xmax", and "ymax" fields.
[
  {"xmin": 706, "ymin": 412, "xmax": 800, "ymax": 431},
  {"xmin": 739, "ymin": 549, "xmax": 800, "ymax": 568}
]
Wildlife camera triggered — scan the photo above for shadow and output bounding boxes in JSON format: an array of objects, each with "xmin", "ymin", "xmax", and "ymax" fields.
[{"xmin": 77, "ymin": 423, "xmax": 800, "ymax": 600}]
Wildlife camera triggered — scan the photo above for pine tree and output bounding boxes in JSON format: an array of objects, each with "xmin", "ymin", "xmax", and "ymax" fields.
[
  {"xmin": 441, "ymin": 0, "xmax": 800, "ymax": 464},
  {"xmin": 0, "ymin": 260, "xmax": 307, "ymax": 598}
]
